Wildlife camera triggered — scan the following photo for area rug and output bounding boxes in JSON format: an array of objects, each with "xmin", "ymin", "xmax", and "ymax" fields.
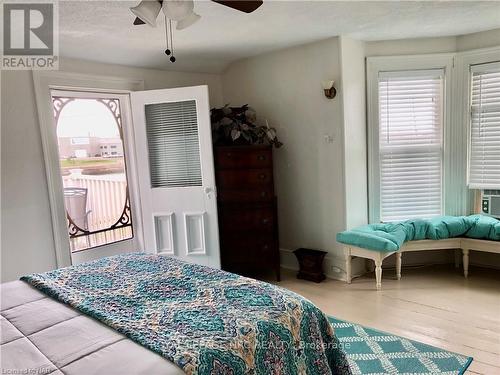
[{"xmin": 329, "ymin": 317, "xmax": 472, "ymax": 375}]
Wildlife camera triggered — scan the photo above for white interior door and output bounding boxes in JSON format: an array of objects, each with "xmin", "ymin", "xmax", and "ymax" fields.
[{"xmin": 130, "ymin": 85, "xmax": 220, "ymax": 268}]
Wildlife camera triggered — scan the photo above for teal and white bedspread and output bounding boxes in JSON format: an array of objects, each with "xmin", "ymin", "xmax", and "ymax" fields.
[{"xmin": 21, "ymin": 253, "xmax": 351, "ymax": 375}]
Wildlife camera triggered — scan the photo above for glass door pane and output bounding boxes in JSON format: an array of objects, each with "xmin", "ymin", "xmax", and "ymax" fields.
[{"xmin": 52, "ymin": 96, "xmax": 133, "ymax": 252}]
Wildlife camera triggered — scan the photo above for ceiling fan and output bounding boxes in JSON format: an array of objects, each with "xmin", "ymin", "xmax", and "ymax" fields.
[
  {"xmin": 130, "ymin": 0, "xmax": 263, "ymax": 63},
  {"xmin": 131, "ymin": 1, "xmax": 263, "ymax": 28}
]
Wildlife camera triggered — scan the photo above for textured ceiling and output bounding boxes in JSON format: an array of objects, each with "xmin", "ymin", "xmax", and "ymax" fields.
[{"xmin": 59, "ymin": 1, "xmax": 500, "ymax": 73}]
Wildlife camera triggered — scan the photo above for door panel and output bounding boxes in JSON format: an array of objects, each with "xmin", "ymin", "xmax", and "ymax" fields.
[{"xmin": 131, "ymin": 86, "xmax": 220, "ymax": 268}]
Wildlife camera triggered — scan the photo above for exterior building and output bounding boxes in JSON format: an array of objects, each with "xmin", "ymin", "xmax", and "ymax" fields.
[{"xmin": 58, "ymin": 137, "xmax": 123, "ymax": 158}]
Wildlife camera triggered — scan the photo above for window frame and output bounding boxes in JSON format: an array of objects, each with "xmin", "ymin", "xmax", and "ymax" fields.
[{"xmin": 367, "ymin": 54, "xmax": 454, "ymax": 223}]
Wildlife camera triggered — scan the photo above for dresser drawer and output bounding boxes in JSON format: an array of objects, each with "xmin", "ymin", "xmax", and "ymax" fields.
[
  {"xmin": 219, "ymin": 206, "xmax": 275, "ymax": 232},
  {"xmin": 221, "ymin": 235, "xmax": 277, "ymax": 262},
  {"xmin": 215, "ymin": 147, "xmax": 272, "ymax": 169},
  {"xmin": 218, "ymin": 188, "xmax": 274, "ymax": 203},
  {"xmin": 216, "ymin": 168, "xmax": 273, "ymax": 188}
]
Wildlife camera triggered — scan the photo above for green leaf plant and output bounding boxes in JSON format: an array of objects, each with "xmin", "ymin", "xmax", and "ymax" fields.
[{"xmin": 210, "ymin": 104, "xmax": 283, "ymax": 148}]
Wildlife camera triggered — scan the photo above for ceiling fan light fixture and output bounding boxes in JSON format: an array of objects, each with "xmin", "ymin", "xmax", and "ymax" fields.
[
  {"xmin": 162, "ymin": 0, "xmax": 194, "ymax": 21},
  {"xmin": 176, "ymin": 11, "xmax": 201, "ymax": 30},
  {"xmin": 130, "ymin": 0, "xmax": 162, "ymax": 27}
]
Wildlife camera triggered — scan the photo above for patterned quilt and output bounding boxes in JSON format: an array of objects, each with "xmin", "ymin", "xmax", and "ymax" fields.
[{"xmin": 22, "ymin": 253, "xmax": 351, "ymax": 375}]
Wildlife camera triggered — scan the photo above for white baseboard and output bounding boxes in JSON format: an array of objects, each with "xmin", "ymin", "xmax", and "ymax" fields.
[{"xmin": 279, "ymin": 248, "xmax": 366, "ymax": 282}]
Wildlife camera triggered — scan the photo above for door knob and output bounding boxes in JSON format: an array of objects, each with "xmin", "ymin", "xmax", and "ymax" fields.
[{"xmin": 204, "ymin": 187, "xmax": 216, "ymax": 199}]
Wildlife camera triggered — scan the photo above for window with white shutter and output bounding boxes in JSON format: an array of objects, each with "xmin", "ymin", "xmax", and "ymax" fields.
[
  {"xmin": 468, "ymin": 62, "xmax": 500, "ymax": 189},
  {"xmin": 378, "ymin": 70, "xmax": 444, "ymax": 222}
]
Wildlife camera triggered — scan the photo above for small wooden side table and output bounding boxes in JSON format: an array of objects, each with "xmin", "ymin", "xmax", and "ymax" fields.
[{"xmin": 293, "ymin": 248, "xmax": 327, "ymax": 283}]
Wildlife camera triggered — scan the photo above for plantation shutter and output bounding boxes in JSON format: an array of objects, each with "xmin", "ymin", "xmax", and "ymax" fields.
[
  {"xmin": 144, "ymin": 100, "xmax": 202, "ymax": 188},
  {"xmin": 468, "ymin": 62, "xmax": 500, "ymax": 189},
  {"xmin": 378, "ymin": 70, "xmax": 444, "ymax": 222}
]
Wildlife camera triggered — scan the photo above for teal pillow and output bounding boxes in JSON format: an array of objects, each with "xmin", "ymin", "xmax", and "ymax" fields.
[
  {"xmin": 494, "ymin": 222, "xmax": 500, "ymax": 240},
  {"xmin": 336, "ymin": 224, "xmax": 404, "ymax": 252},
  {"xmin": 402, "ymin": 219, "xmax": 430, "ymax": 240},
  {"xmin": 427, "ymin": 216, "xmax": 469, "ymax": 239},
  {"xmin": 466, "ymin": 214, "xmax": 500, "ymax": 240}
]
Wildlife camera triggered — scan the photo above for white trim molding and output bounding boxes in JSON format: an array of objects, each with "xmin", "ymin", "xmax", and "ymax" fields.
[{"xmin": 33, "ymin": 71, "xmax": 144, "ymax": 268}]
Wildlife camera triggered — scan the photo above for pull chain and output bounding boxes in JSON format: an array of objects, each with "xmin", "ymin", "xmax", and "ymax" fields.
[
  {"xmin": 169, "ymin": 19, "xmax": 175, "ymax": 63},
  {"xmin": 164, "ymin": 15, "xmax": 171, "ymax": 56},
  {"xmin": 164, "ymin": 17, "xmax": 175, "ymax": 63}
]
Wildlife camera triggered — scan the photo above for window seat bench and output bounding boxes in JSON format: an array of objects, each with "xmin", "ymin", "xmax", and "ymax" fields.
[{"xmin": 336, "ymin": 215, "xmax": 500, "ymax": 290}]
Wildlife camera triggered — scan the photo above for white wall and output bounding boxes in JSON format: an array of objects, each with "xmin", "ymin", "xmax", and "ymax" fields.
[
  {"xmin": 457, "ymin": 28, "xmax": 500, "ymax": 52},
  {"xmin": 339, "ymin": 36, "xmax": 368, "ymax": 229},
  {"xmin": 365, "ymin": 36, "xmax": 457, "ymax": 56},
  {"xmin": 222, "ymin": 37, "xmax": 356, "ymax": 278},
  {"xmin": 1, "ymin": 58, "xmax": 223, "ymax": 282},
  {"xmin": 365, "ymin": 28, "xmax": 500, "ymax": 57}
]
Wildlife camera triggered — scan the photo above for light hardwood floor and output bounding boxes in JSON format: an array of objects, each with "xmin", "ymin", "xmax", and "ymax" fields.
[{"xmin": 269, "ymin": 265, "xmax": 500, "ymax": 375}]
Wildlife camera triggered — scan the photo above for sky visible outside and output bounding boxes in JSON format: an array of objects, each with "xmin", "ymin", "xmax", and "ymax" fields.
[{"xmin": 56, "ymin": 99, "xmax": 120, "ymax": 138}]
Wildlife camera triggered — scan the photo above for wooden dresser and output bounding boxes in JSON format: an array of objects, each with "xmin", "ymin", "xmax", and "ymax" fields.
[{"xmin": 214, "ymin": 145, "xmax": 280, "ymax": 281}]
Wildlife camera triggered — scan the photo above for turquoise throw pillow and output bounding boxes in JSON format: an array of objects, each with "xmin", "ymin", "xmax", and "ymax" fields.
[{"xmin": 466, "ymin": 214, "xmax": 500, "ymax": 240}]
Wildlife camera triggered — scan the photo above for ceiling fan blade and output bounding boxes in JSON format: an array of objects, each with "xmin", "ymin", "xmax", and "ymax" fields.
[
  {"xmin": 212, "ymin": 0, "xmax": 263, "ymax": 13},
  {"xmin": 133, "ymin": 17, "xmax": 146, "ymax": 25}
]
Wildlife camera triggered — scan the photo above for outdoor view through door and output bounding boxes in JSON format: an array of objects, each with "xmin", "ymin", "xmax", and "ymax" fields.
[{"xmin": 53, "ymin": 96, "xmax": 133, "ymax": 252}]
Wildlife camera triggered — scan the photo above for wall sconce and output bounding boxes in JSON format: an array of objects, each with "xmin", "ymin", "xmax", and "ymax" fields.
[{"xmin": 322, "ymin": 80, "xmax": 336, "ymax": 99}]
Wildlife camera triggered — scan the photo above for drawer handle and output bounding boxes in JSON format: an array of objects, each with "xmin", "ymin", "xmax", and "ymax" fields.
[
  {"xmin": 257, "ymin": 155, "xmax": 266, "ymax": 161},
  {"xmin": 262, "ymin": 244, "xmax": 270, "ymax": 251},
  {"xmin": 258, "ymin": 173, "xmax": 266, "ymax": 180},
  {"xmin": 261, "ymin": 218, "xmax": 270, "ymax": 225},
  {"xmin": 260, "ymin": 191, "xmax": 267, "ymax": 197}
]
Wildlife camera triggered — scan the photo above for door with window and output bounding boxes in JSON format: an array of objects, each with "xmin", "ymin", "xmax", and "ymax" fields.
[
  {"xmin": 130, "ymin": 86, "xmax": 220, "ymax": 268},
  {"xmin": 50, "ymin": 90, "xmax": 141, "ymax": 263}
]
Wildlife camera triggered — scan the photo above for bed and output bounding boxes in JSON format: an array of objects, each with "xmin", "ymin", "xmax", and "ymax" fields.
[{"xmin": 1, "ymin": 253, "xmax": 350, "ymax": 374}]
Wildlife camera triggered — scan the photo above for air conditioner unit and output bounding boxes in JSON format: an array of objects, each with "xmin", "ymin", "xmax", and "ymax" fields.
[{"xmin": 481, "ymin": 190, "xmax": 500, "ymax": 219}]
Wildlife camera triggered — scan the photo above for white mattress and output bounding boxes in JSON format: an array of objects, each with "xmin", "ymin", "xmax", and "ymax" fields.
[{"xmin": 0, "ymin": 280, "xmax": 184, "ymax": 375}]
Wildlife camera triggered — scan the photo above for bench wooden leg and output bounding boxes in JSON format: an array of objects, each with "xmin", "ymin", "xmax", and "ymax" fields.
[
  {"xmin": 396, "ymin": 252, "xmax": 402, "ymax": 280},
  {"xmin": 344, "ymin": 247, "xmax": 352, "ymax": 284},
  {"xmin": 374, "ymin": 254, "xmax": 383, "ymax": 290},
  {"xmin": 462, "ymin": 248, "xmax": 469, "ymax": 278}
]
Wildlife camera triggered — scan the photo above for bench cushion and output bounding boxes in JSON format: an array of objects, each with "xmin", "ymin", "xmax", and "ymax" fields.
[
  {"xmin": 336, "ymin": 224, "xmax": 405, "ymax": 252},
  {"xmin": 465, "ymin": 214, "xmax": 500, "ymax": 241},
  {"xmin": 337, "ymin": 215, "xmax": 499, "ymax": 252}
]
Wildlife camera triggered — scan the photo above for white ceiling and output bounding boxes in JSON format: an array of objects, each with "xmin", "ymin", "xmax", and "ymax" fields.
[{"xmin": 59, "ymin": 1, "xmax": 500, "ymax": 73}]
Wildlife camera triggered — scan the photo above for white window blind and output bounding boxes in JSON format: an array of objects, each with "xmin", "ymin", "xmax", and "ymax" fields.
[
  {"xmin": 378, "ymin": 70, "xmax": 444, "ymax": 222},
  {"xmin": 145, "ymin": 100, "xmax": 202, "ymax": 188},
  {"xmin": 469, "ymin": 62, "xmax": 500, "ymax": 189}
]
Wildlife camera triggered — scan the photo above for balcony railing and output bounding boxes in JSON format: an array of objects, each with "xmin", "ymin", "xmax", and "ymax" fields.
[{"xmin": 62, "ymin": 169, "xmax": 132, "ymax": 251}]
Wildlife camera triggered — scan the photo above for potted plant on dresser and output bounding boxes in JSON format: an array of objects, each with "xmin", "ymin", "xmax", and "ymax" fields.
[{"xmin": 211, "ymin": 104, "xmax": 282, "ymax": 281}]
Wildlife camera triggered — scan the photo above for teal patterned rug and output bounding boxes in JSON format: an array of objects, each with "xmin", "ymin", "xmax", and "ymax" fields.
[{"xmin": 329, "ymin": 317, "xmax": 472, "ymax": 375}]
